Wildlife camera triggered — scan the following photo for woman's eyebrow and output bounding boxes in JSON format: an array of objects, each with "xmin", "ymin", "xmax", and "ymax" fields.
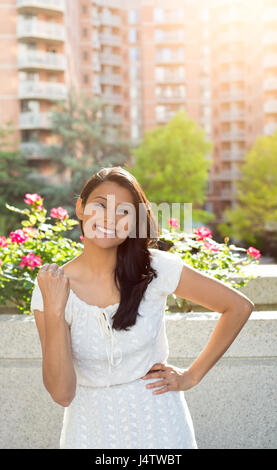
[{"xmin": 92, "ymin": 196, "xmax": 131, "ymax": 207}]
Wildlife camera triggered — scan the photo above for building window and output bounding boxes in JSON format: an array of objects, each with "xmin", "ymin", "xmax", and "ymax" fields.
[
  {"xmin": 128, "ymin": 9, "xmax": 139, "ymax": 24},
  {"xmin": 129, "ymin": 47, "xmax": 140, "ymax": 62},
  {"xmin": 129, "ymin": 29, "xmax": 137, "ymax": 43},
  {"xmin": 154, "ymin": 8, "xmax": 165, "ymax": 23}
]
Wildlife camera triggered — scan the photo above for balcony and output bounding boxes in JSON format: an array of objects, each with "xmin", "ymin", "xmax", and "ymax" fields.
[
  {"xmin": 100, "ymin": 52, "xmax": 121, "ymax": 66},
  {"xmin": 156, "ymin": 110, "xmax": 180, "ymax": 122},
  {"xmin": 104, "ymin": 112, "xmax": 123, "ymax": 125},
  {"xmin": 156, "ymin": 94, "xmax": 186, "ymax": 104},
  {"xmin": 220, "ymin": 110, "xmax": 245, "ymax": 122},
  {"xmin": 102, "ymin": 92, "xmax": 122, "ymax": 105},
  {"xmin": 264, "ymin": 100, "xmax": 277, "ymax": 114},
  {"xmin": 17, "ymin": 19, "xmax": 65, "ymax": 42},
  {"xmin": 19, "ymin": 112, "xmax": 53, "ymax": 129},
  {"xmin": 155, "ymin": 53, "xmax": 185, "ymax": 64},
  {"xmin": 20, "ymin": 141, "xmax": 48, "ymax": 159},
  {"xmin": 219, "ymin": 70, "xmax": 244, "ymax": 83},
  {"xmin": 221, "ymin": 149, "xmax": 245, "ymax": 161},
  {"xmin": 220, "ymin": 188, "xmax": 237, "ymax": 200},
  {"xmin": 210, "ymin": 169, "xmax": 241, "ymax": 181},
  {"xmin": 264, "ymin": 122, "xmax": 277, "ymax": 135},
  {"xmin": 99, "ymin": 32, "xmax": 121, "ymax": 46},
  {"xmin": 263, "ymin": 8, "xmax": 277, "ymax": 22},
  {"xmin": 155, "ymin": 74, "xmax": 186, "ymax": 84},
  {"xmin": 263, "ymin": 55, "xmax": 277, "ymax": 68},
  {"xmin": 100, "ymin": 73, "xmax": 121, "ymax": 86},
  {"xmin": 264, "ymin": 78, "xmax": 277, "ymax": 91},
  {"xmin": 220, "ymin": 91, "xmax": 244, "ymax": 102},
  {"xmin": 16, "ymin": 0, "xmax": 65, "ymax": 14},
  {"xmin": 100, "ymin": 13, "xmax": 121, "ymax": 27},
  {"xmin": 155, "ymin": 31, "xmax": 185, "ymax": 44},
  {"xmin": 18, "ymin": 50, "xmax": 66, "ymax": 71},
  {"xmin": 18, "ymin": 81, "xmax": 67, "ymax": 100},
  {"xmin": 263, "ymin": 31, "xmax": 277, "ymax": 45},
  {"xmin": 221, "ymin": 130, "xmax": 246, "ymax": 142},
  {"xmin": 218, "ymin": 31, "xmax": 245, "ymax": 44}
]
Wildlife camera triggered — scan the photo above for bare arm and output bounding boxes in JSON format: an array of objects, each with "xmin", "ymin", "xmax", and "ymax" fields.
[
  {"xmin": 34, "ymin": 263, "xmax": 76, "ymax": 407},
  {"xmin": 174, "ymin": 263, "xmax": 254, "ymax": 385}
]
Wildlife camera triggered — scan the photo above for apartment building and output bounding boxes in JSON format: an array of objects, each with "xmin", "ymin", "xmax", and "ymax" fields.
[{"xmin": 0, "ymin": 0, "xmax": 276, "ymax": 226}]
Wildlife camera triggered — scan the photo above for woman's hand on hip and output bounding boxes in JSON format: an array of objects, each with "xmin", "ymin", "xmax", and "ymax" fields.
[
  {"xmin": 38, "ymin": 263, "xmax": 70, "ymax": 318},
  {"xmin": 141, "ymin": 362, "xmax": 198, "ymax": 395}
]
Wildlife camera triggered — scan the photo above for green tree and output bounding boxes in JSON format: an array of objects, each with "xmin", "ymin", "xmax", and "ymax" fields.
[
  {"xmin": 217, "ymin": 132, "xmax": 277, "ymax": 254},
  {"xmin": 125, "ymin": 110, "xmax": 214, "ymax": 229},
  {"xmin": 0, "ymin": 123, "xmax": 46, "ymax": 236}
]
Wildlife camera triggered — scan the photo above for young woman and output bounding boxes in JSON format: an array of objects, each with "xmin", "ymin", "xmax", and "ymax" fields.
[{"xmin": 31, "ymin": 166, "xmax": 254, "ymax": 449}]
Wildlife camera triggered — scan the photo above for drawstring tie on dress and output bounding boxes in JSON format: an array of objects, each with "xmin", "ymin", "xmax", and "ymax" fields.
[{"xmin": 95, "ymin": 309, "xmax": 122, "ymax": 388}]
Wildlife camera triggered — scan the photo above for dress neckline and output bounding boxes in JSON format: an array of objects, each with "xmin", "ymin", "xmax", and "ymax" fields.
[{"xmin": 69, "ymin": 288, "xmax": 120, "ymax": 311}]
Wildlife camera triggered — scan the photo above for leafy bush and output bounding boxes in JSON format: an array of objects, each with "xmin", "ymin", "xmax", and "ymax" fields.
[
  {"xmin": 0, "ymin": 197, "xmax": 261, "ymax": 314},
  {"xmin": 160, "ymin": 218, "xmax": 261, "ymax": 312}
]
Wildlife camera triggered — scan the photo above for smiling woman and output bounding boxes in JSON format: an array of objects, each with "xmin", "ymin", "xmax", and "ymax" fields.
[{"xmin": 31, "ymin": 166, "xmax": 253, "ymax": 449}]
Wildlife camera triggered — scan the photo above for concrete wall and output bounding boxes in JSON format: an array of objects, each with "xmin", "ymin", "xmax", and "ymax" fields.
[{"xmin": 0, "ymin": 311, "xmax": 276, "ymax": 449}]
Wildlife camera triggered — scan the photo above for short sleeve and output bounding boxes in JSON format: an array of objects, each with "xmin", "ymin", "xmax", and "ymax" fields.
[
  {"xmin": 149, "ymin": 248, "xmax": 184, "ymax": 296},
  {"xmin": 30, "ymin": 277, "xmax": 44, "ymax": 314}
]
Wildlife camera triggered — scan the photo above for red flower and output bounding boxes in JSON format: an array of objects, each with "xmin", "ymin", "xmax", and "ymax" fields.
[
  {"xmin": 24, "ymin": 193, "xmax": 43, "ymax": 207},
  {"xmin": 19, "ymin": 253, "xmax": 42, "ymax": 270},
  {"xmin": 0, "ymin": 236, "xmax": 8, "ymax": 247},
  {"xmin": 50, "ymin": 206, "xmax": 68, "ymax": 220},
  {"xmin": 80, "ymin": 235, "xmax": 84, "ymax": 242},
  {"xmin": 168, "ymin": 217, "xmax": 180, "ymax": 229},
  {"xmin": 203, "ymin": 241, "xmax": 219, "ymax": 252},
  {"xmin": 247, "ymin": 246, "xmax": 261, "ymax": 260},
  {"xmin": 193, "ymin": 226, "xmax": 212, "ymax": 241},
  {"xmin": 10, "ymin": 229, "xmax": 30, "ymax": 244}
]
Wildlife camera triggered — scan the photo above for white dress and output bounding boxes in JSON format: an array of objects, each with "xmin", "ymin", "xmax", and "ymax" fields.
[{"xmin": 30, "ymin": 247, "xmax": 198, "ymax": 449}]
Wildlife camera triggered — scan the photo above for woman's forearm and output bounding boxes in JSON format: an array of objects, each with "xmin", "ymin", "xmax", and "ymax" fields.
[
  {"xmin": 43, "ymin": 310, "xmax": 76, "ymax": 406},
  {"xmin": 188, "ymin": 303, "xmax": 253, "ymax": 385}
]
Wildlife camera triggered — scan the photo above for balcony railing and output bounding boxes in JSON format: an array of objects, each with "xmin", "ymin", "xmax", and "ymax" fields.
[
  {"xmin": 156, "ymin": 110, "xmax": 180, "ymax": 122},
  {"xmin": 100, "ymin": 74, "xmax": 121, "ymax": 86},
  {"xmin": 156, "ymin": 94, "xmax": 186, "ymax": 103},
  {"xmin": 220, "ymin": 91, "xmax": 244, "ymax": 102},
  {"xmin": 19, "ymin": 112, "xmax": 53, "ymax": 129},
  {"xmin": 17, "ymin": 19, "xmax": 65, "ymax": 42},
  {"xmin": 155, "ymin": 74, "xmax": 186, "ymax": 84},
  {"xmin": 99, "ymin": 32, "xmax": 121, "ymax": 46},
  {"xmin": 155, "ymin": 31, "xmax": 185, "ymax": 44},
  {"xmin": 100, "ymin": 13, "xmax": 121, "ymax": 27},
  {"xmin": 221, "ymin": 130, "xmax": 246, "ymax": 141},
  {"xmin": 264, "ymin": 100, "xmax": 277, "ymax": 114},
  {"xmin": 219, "ymin": 71, "xmax": 245, "ymax": 83},
  {"xmin": 210, "ymin": 170, "xmax": 241, "ymax": 181},
  {"xmin": 264, "ymin": 122, "xmax": 277, "ymax": 135},
  {"xmin": 264, "ymin": 78, "xmax": 277, "ymax": 91},
  {"xmin": 20, "ymin": 141, "xmax": 48, "ymax": 158},
  {"xmin": 102, "ymin": 93, "xmax": 122, "ymax": 105},
  {"xmin": 263, "ymin": 55, "xmax": 277, "ymax": 68},
  {"xmin": 155, "ymin": 53, "xmax": 185, "ymax": 64},
  {"xmin": 18, "ymin": 81, "xmax": 67, "ymax": 100},
  {"xmin": 100, "ymin": 52, "xmax": 121, "ymax": 66},
  {"xmin": 16, "ymin": 0, "xmax": 65, "ymax": 14},
  {"xmin": 18, "ymin": 50, "xmax": 66, "ymax": 70},
  {"xmin": 221, "ymin": 150, "xmax": 245, "ymax": 161},
  {"xmin": 220, "ymin": 110, "xmax": 245, "ymax": 122}
]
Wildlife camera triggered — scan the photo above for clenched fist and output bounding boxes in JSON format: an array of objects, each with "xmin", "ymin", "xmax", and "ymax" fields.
[{"xmin": 37, "ymin": 263, "xmax": 70, "ymax": 318}]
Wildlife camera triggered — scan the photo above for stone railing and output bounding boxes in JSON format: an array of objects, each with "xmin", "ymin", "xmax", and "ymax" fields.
[{"xmin": 0, "ymin": 264, "xmax": 276, "ymax": 449}]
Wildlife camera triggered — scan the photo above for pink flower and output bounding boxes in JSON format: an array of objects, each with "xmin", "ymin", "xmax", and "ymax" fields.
[
  {"xmin": 203, "ymin": 241, "xmax": 219, "ymax": 252},
  {"xmin": 19, "ymin": 253, "xmax": 42, "ymax": 270},
  {"xmin": 194, "ymin": 226, "xmax": 212, "ymax": 241},
  {"xmin": 80, "ymin": 235, "xmax": 84, "ymax": 242},
  {"xmin": 24, "ymin": 193, "xmax": 43, "ymax": 207},
  {"xmin": 0, "ymin": 259, "xmax": 2, "ymax": 267},
  {"xmin": 0, "ymin": 236, "xmax": 8, "ymax": 247},
  {"xmin": 50, "ymin": 206, "xmax": 68, "ymax": 220},
  {"xmin": 168, "ymin": 217, "xmax": 180, "ymax": 229},
  {"xmin": 10, "ymin": 229, "xmax": 30, "ymax": 244},
  {"xmin": 247, "ymin": 246, "xmax": 261, "ymax": 260}
]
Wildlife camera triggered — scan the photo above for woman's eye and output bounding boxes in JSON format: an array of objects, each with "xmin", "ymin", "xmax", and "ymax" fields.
[{"xmin": 118, "ymin": 209, "xmax": 129, "ymax": 215}]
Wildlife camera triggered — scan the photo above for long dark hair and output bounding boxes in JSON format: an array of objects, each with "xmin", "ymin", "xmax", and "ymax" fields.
[{"xmin": 77, "ymin": 166, "xmax": 160, "ymax": 331}]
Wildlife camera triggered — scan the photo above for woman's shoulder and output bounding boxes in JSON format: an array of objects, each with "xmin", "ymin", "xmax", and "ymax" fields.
[{"xmin": 148, "ymin": 247, "xmax": 184, "ymax": 296}]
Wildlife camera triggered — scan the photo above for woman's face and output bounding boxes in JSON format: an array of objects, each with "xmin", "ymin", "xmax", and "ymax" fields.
[{"xmin": 76, "ymin": 181, "xmax": 136, "ymax": 248}]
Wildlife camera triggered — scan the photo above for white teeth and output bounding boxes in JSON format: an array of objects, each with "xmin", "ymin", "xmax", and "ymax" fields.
[{"xmin": 96, "ymin": 225, "xmax": 115, "ymax": 235}]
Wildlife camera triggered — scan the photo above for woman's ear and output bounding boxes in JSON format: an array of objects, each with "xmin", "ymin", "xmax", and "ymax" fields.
[{"xmin": 75, "ymin": 198, "xmax": 84, "ymax": 221}]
